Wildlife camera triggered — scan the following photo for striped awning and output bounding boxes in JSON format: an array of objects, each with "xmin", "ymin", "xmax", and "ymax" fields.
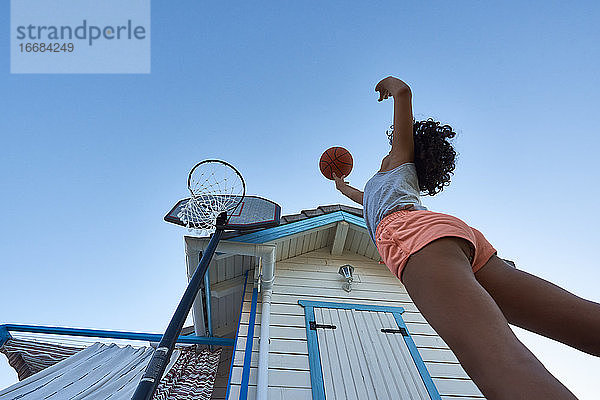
[
  {"xmin": 1, "ymin": 338, "xmax": 83, "ymax": 381},
  {"xmin": 0, "ymin": 340, "xmax": 221, "ymax": 399}
]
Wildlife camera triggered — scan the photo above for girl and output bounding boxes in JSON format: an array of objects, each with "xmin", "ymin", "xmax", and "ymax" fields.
[{"xmin": 332, "ymin": 76, "xmax": 600, "ymax": 399}]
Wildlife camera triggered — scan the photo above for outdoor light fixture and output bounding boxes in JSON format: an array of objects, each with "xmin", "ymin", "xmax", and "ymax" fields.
[{"xmin": 338, "ymin": 264, "xmax": 354, "ymax": 292}]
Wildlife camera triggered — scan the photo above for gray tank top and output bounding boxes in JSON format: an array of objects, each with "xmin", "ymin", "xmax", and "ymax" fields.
[{"xmin": 363, "ymin": 162, "xmax": 427, "ymax": 243}]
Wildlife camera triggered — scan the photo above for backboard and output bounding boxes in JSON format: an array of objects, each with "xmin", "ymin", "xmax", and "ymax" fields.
[{"xmin": 165, "ymin": 195, "xmax": 281, "ymax": 230}]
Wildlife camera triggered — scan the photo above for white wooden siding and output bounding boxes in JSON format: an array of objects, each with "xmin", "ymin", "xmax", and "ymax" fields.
[
  {"xmin": 273, "ymin": 227, "xmax": 336, "ymax": 261},
  {"xmin": 185, "ymin": 242, "xmax": 258, "ymax": 338},
  {"xmin": 227, "ymin": 248, "xmax": 484, "ymax": 400},
  {"xmin": 343, "ymin": 226, "xmax": 382, "ymax": 261},
  {"xmin": 207, "ymin": 254, "xmax": 256, "ymax": 337}
]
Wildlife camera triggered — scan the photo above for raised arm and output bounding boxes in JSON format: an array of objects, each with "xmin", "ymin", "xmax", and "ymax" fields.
[
  {"xmin": 375, "ymin": 76, "xmax": 414, "ymax": 164},
  {"xmin": 333, "ymin": 173, "xmax": 363, "ymax": 205}
]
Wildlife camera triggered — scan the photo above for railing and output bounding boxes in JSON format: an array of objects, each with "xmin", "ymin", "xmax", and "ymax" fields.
[{"xmin": 0, "ymin": 324, "xmax": 234, "ymax": 347}]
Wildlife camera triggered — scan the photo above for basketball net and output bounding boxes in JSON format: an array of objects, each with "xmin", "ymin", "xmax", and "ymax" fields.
[{"xmin": 177, "ymin": 160, "xmax": 245, "ymax": 235}]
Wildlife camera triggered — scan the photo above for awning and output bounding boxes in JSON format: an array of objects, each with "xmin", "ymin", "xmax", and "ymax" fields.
[{"xmin": 0, "ymin": 340, "xmax": 221, "ymax": 399}]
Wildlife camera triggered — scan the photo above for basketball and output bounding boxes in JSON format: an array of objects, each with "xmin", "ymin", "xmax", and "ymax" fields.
[{"xmin": 319, "ymin": 146, "xmax": 353, "ymax": 180}]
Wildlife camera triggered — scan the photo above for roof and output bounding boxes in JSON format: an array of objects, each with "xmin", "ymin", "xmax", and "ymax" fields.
[
  {"xmin": 279, "ymin": 204, "xmax": 363, "ymax": 223},
  {"xmin": 0, "ymin": 339, "xmax": 221, "ymax": 400},
  {"xmin": 224, "ymin": 204, "xmax": 516, "ymax": 266},
  {"xmin": 222, "ymin": 204, "xmax": 363, "ymax": 239}
]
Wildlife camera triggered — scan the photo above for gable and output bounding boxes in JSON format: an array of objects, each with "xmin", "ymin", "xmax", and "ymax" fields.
[
  {"xmin": 230, "ymin": 210, "xmax": 380, "ymax": 262},
  {"xmin": 183, "ymin": 210, "xmax": 379, "ymax": 341}
]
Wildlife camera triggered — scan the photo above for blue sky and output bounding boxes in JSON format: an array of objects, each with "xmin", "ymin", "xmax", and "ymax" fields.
[{"xmin": 1, "ymin": 1, "xmax": 599, "ymax": 397}]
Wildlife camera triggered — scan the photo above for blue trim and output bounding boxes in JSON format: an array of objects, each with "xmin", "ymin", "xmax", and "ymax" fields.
[
  {"xmin": 239, "ymin": 284, "xmax": 258, "ymax": 400},
  {"xmin": 0, "ymin": 325, "xmax": 12, "ymax": 348},
  {"xmin": 205, "ymin": 267, "xmax": 213, "ymax": 337},
  {"xmin": 298, "ymin": 300, "xmax": 405, "ymax": 314},
  {"xmin": 341, "ymin": 212, "xmax": 368, "ymax": 229},
  {"xmin": 298, "ymin": 300, "xmax": 441, "ymax": 400},
  {"xmin": 392, "ymin": 314, "xmax": 441, "ymax": 399},
  {"xmin": 300, "ymin": 300, "xmax": 326, "ymax": 400},
  {"xmin": 0, "ymin": 324, "xmax": 234, "ymax": 346},
  {"xmin": 225, "ymin": 270, "xmax": 249, "ymax": 400},
  {"xmin": 225, "ymin": 270, "xmax": 250, "ymax": 400},
  {"xmin": 231, "ymin": 211, "xmax": 367, "ymax": 244}
]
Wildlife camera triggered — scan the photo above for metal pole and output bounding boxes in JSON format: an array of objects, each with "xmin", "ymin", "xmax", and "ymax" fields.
[
  {"xmin": 131, "ymin": 214, "xmax": 226, "ymax": 400},
  {"xmin": 204, "ymin": 263, "xmax": 213, "ymax": 337}
]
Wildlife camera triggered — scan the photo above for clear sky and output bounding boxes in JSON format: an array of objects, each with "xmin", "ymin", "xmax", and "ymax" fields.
[{"xmin": 1, "ymin": 1, "xmax": 599, "ymax": 398}]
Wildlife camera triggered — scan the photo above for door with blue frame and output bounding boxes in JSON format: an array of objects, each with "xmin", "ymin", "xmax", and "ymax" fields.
[{"xmin": 298, "ymin": 300, "xmax": 441, "ymax": 400}]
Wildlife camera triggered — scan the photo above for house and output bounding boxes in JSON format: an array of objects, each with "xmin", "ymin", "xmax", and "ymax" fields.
[
  {"xmin": 0, "ymin": 204, "xmax": 489, "ymax": 399},
  {"xmin": 201, "ymin": 204, "xmax": 485, "ymax": 400}
]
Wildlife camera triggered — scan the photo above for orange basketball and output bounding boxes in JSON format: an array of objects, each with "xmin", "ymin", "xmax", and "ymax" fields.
[{"xmin": 319, "ymin": 146, "xmax": 353, "ymax": 180}]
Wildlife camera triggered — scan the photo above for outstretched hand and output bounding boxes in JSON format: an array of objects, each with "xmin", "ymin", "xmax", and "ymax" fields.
[
  {"xmin": 375, "ymin": 76, "xmax": 411, "ymax": 101},
  {"xmin": 332, "ymin": 173, "xmax": 348, "ymax": 191},
  {"xmin": 332, "ymin": 172, "xmax": 364, "ymax": 205}
]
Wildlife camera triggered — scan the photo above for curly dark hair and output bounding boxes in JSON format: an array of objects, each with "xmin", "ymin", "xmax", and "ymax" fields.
[{"xmin": 389, "ymin": 118, "xmax": 457, "ymax": 196}]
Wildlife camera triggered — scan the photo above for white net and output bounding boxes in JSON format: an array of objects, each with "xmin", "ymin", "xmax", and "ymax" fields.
[{"xmin": 177, "ymin": 160, "xmax": 245, "ymax": 234}]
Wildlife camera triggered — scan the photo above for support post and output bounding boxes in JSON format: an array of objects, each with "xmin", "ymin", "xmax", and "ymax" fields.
[
  {"xmin": 331, "ymin": 221, "xmax": 349, "ymax": 256},
  {"xmin": 131, "ymin": 214, "xmax": 226, "ymax": 400}
]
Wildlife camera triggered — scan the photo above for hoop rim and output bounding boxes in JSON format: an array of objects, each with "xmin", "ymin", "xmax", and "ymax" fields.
[
  {"xmin": 187, "ymin": 159, "xmax": 246, "ymax": 199},
  {"xmin": 176, "ymin": 159, "xmax": 248, "ymax": 232}
]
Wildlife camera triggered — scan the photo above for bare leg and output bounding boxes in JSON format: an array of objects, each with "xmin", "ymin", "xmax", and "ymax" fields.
[
  {"xmin": 474, "ymin": 255, "xmax": 600, "ymax": 356},
  {"xmin": 402, "ymin": 237, "xmax": 577, "ymax": 400}
]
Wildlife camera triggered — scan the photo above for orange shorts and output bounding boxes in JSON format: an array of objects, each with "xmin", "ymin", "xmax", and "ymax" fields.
[{"xmin": 375, "ymin": 209, "xmax": 497, "ymax": 283}]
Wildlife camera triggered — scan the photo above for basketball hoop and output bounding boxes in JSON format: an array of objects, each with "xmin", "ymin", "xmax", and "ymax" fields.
[
  {"xmin": 133, "ymin": 159, "xmax": 275, "ymax": 400},
  {"xmin": 177, "ymin": 160, "xmax": 246, "ymax": 233}
]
